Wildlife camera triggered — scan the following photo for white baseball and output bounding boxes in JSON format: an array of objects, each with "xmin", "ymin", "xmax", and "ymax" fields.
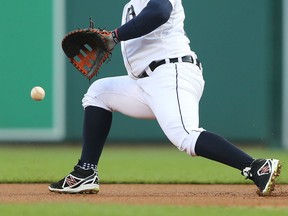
[{"xmin": 31, "ymin": 86, "xmax": 45, "ymax": 101}]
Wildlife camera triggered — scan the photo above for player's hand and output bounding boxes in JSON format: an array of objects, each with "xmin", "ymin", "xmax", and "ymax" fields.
[{"xmin": 101, "ymin": 31, "xmax": 117, "ymax": 51}]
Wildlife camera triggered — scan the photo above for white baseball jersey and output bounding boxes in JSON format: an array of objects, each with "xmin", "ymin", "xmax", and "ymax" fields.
[{"xmin": 121, "ymin": 0, "xmax": 197, "ymax": 79}]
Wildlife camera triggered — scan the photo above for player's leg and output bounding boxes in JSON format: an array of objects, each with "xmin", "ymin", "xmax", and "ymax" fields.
[
  {"xmin": 78, "ymin": 75, "xmax": 154, "ymax": 170},
  {"xmin": 194, "ymin": 131, "xmax": 281, "ymax": 196},
  {"xmin": 49, "ymin": 75, "xmax": 154, "ymax": 193},
  {"xmin": 139, "ymin": 63, "xmax": 281, "ymax": 195},
  {"xmin": 138, "ymin": 63, "xmax": 253, "ymax": 169},
  {"xmin": 82, "ymin": 76, "xmax": 155, "ymax": 118}
]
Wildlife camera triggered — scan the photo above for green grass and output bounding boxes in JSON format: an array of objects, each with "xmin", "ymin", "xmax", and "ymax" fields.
[
  {"xmin": 0, "ymin": 144, "xmax": 287, "ymax": 215},
  {"xmin": 0, "ymin": 144, "xmax": 287, "ymax": 184},
  {"xmin": 0, "ymin": 203, "xmax": 288, "ymax": 216}
]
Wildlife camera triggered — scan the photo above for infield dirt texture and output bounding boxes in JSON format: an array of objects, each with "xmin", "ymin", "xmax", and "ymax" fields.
[{"xmin": 1, "ymin": 184, "xmax": 288, "ymax": 207}]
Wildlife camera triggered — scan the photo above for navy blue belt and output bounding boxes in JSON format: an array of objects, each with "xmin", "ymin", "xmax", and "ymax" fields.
[{"xmin": 140, "ymin": 55, "xmax": 201, "ymax": 78}]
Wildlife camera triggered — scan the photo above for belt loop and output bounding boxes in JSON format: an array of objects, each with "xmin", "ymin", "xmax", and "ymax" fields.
[
  {"xmin": 178, "ymin": 57, "xmax": 182, "ymax": 63},
  {"xmin": 191, "ymin": 56, "xmax": 194, "ymax": 64},
  {"xmin": 196, "ymin": 59, "xmax": 202, "ymax": 71},
  {"xmin": 144, "ymin": 66, "xmax": 153, "ymax": 77},
  {"xmin": 165, "ymin": 59, "xmax": 170, "ymax": 64}
]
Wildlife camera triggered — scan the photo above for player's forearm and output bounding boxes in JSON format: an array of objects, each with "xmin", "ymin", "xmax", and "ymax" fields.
[{"xmin": 116, "ymin": 0, "xmax": 173, "ymax": 41}]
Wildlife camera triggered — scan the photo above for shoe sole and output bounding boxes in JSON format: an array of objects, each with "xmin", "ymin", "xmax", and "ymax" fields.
[
  {"xmin": 257, "ymin": 159, "xmax": 282, "ymax": 196},
  {"xmin": 48, "ymin": 185, "xmax": 99, "ymax": 194}
]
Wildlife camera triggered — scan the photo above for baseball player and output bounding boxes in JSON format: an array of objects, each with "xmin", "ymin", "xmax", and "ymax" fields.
[{"xmin": 49, "ymin": 0, "xmax": 281, "ymax": 195}]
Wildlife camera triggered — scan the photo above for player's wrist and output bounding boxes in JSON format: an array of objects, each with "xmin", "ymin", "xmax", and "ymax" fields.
[{"xmin": 112, "ymin": 29, "xmax": 120, "ymax": 44}]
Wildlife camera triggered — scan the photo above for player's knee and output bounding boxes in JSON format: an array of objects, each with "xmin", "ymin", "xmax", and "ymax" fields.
[
  {"xmin": 82, "ymin": 79, "xmax": 109, "ymax": 109},
  {"xmin": 176, "ymin": 129, "xmax": 205, "ymax": 156}
]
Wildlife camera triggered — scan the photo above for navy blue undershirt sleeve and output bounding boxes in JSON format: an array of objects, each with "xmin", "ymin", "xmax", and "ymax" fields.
[{"xmin": 117, "ymin": 0, "xmax": 173, "ymax": 41}]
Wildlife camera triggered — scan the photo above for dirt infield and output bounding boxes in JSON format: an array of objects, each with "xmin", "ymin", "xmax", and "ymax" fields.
[{"xmin": 0, "ymin": 184, "xmax": 288, "ymax": 207}]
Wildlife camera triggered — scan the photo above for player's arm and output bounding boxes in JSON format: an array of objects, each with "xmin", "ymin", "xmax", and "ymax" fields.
[{"xmin": 114, "ymin": 0, "xmax": 173, "ymax": 42}]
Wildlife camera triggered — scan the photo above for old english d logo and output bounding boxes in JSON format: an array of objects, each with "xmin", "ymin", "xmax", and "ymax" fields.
[{"xmin": 126, "ymin": 5, "xmax": 136, "ymax": 22}]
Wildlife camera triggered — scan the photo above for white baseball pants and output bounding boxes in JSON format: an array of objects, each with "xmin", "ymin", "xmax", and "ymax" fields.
[{"xmin": 82, "ymin": 62, "xmax": 205, "ymax": 155}]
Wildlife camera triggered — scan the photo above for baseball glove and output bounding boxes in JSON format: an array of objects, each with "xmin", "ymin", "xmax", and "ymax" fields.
[{"xmin": 62, "ymin": 17, "xmax": 115, "ymax": 80}]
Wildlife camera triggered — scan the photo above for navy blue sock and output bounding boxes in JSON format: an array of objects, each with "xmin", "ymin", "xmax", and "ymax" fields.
[
  {"xmin": 194, "ymin": 131, "xmax": 254, "ymax": 170},
  {"xmin": 79, "ymin": 106, "xmax": 112, "ymax": 168}
]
